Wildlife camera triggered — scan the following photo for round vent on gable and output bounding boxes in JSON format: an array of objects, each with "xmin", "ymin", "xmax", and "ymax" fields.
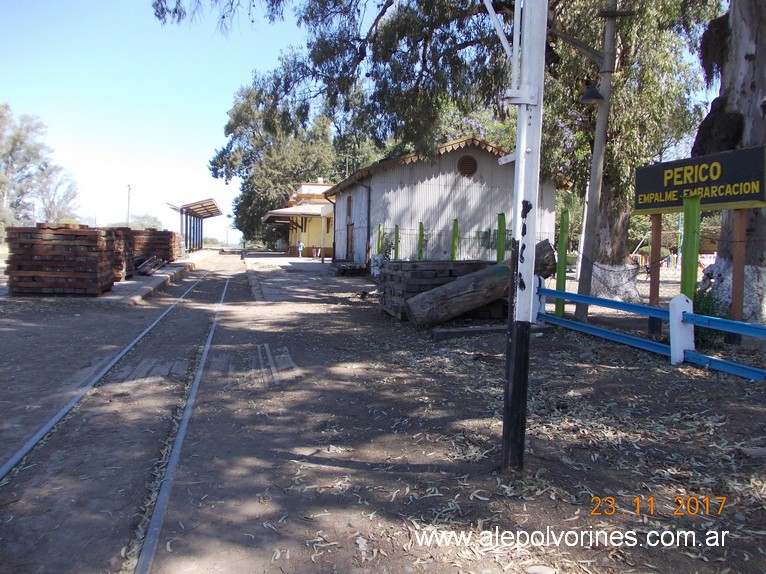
[{"xmin": 457, "ymin": 155, "xmax": 478, "ymax": 177}]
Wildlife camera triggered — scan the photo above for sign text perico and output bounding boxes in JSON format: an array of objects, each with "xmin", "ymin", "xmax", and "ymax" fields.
[{"xmin": 634, "ymin": 146, "xmax": 766, "ymax": 214}]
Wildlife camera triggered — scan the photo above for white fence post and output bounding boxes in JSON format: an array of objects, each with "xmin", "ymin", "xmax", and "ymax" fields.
[{"xmin": 669, "ymin": 293, "xmax": 695, "ymax": 365}]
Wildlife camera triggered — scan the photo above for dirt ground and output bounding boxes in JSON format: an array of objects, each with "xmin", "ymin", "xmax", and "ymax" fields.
[{"xmin": 1, "ymin": 253, "xmax": 765, "ymax": 574}]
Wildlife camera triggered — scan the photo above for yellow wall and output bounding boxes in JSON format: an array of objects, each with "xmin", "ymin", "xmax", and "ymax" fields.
[{"xmin": 288, "ymin": 216, "xmax": 333, "ymax": 256}]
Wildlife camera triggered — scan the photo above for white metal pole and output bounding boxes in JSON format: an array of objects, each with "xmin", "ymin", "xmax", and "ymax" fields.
[{"xmin": 502, "ymin": 0, "xmax": 548, "ymax": 472}]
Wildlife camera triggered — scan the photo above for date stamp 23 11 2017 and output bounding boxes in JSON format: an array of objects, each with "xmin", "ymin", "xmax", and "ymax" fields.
[{"xmin": 590, "ymin": 495, "xmax": 727, "ymax": 517}]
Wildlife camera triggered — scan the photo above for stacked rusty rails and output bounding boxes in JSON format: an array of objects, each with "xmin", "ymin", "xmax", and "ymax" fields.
[
  {"xmin": 378, "ymin": 260, "xmax": 489, "ymax": 320},
  {"xmin": 5, "ymin": 223, "xmax": 115, "ymax": 296},
  {"xmin": 136, "ymin": 255, "xmax": 165, "ymax": 276},
  {"xmin": 108, "ymin": 226, "xmax": 135, "ymax": 281},
  {"xmin": 132, "ymin": 229, "xmax": 180, "ymax": 263}
]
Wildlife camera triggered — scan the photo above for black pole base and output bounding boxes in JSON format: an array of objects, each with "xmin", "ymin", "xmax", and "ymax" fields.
[{"xmin": 501, "ymin": 320, "xmax": 532, "ymax": 472}]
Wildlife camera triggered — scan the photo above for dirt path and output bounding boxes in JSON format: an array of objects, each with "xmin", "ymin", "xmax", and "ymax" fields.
[
  {"xmin": 0, "ymin": 256, "xmax": 243, "ymax": 573},
  {"xmin": 1, "ymin": 253, "xmax": 764, "ymax": 573},
  {"xmin": 150, "ymin": 255, "xmax": 766, "ymax": 574}
]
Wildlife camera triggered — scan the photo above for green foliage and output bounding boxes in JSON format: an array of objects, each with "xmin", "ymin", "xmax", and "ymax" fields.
[
  {"xmin": 214, "ymin": 84, "xmax": 356, "ymax": 241},
  {"xmin": 0, "ymin": 103, "xmax": 54, "ymax": 229},
  {"xmin": 637, "ymin": 245, "xmax": 670, "ymax": 260},
  {"xmin": 378, "ymin": 232, "xmax": 394, "ymax": 259},
  {"xmin": 694, "ymin": 287, "xmax": 724, "ymax": 348},
  {"xmin": 545, "ymin": 1, "xmax": 713, "ymax": 249},
  {"xmin": 1, "ymin": 103, "xmax": 83, "ymax": 231},
  {"xmin": 556, "ymin": 190, "xmax": 583, "ymax": 251},
  {"xmin": 628, "ymin": 211, "xmax": 720, "ymax": 257},
  {"xmin": 326, "ymin": 83, "xmax": 384, "ymax": 177},
  {"xmin": 153, "ymin": 1, "xmax": 721, "ymax": 161},
  {"xmin": 153, "ymin": 1, "xmax": 723, "ymax": 265}
]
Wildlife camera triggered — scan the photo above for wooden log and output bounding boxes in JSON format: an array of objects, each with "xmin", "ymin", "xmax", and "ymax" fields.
[{"xmin": 405, "ymin": 240, "xmax": 556, "ymax": 326}]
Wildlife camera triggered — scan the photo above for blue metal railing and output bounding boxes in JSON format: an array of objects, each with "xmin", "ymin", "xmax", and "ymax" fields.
[
  {"xmin": 683, "ymin": 351, "xmax": 766, "ymax": 381},
  {"xmin": 683, "ymin": 312, "xmax": 766, "ymax": 339},
  {"xmin": 537, "ymin": 287, "xmax": 766, "ymax": 382},
  {"xmin": 540, "ymin": 313, "xmax": 671, "ymax": 356},
  {"xmin": 539, "ymin": 288, "xmax": 669, "ymax": 320}
]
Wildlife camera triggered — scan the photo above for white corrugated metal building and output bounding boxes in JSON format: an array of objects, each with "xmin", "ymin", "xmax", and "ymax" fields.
[{"xmin": 324, "ymin": 136, "xmax": 557, "ymax": 265}]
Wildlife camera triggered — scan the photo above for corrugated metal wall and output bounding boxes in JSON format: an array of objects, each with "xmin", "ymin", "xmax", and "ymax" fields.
[
  {"xmin": 333, "ymin": 189, "xmax": 370, "ymax": 263},
  {"xmin": 334, "ymin": 147, "xmax": 556, "ymax": 264},
  {"xmin": 372, "ymin": 149, "xmax": 509, "ymax": 232}
]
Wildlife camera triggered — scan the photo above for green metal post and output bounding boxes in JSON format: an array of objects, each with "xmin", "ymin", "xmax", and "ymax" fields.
[
  {"xmin": 417, "ymin": 222, "xmax": 424, "ymax": 260},
  {"xmin": 394, "ymin": 224, "xmax": 400, "ymax": 260},
  {"xmin": 555, "ymin": 209, "xmax": 569, "ymax": 317},
  {"xmin": 497, "ymin": 213, "xmax": 506, "ymax": 262},
  {"xmin": 451, "ymin": 219, "xmax": 459, "ymax": 261},
  {"xmin": 680, "ymin": 196, "xmax": 701, "ymax": 300},
  {"xmin": 377, "ymin": 223, "xmax": 383, "ymax": 254}
]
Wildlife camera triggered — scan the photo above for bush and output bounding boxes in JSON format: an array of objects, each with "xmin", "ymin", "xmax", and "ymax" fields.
[
  {"xmin": 637, "ymin": 246, "xmax": 670, "ymax": 260},
  {"xmin": 693, "ymin": 288, "xmax": 724, "ymax": 348}
]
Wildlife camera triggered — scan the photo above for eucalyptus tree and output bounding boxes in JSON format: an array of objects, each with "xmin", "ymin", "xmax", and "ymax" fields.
[
  {"xmin": 153, "ymin": 0, "xmax": 718, "ymax": 286},
  {"xmin": 33, "ymin": 166, "xmax": 79, "ymax": 224},
  {"xmin": 694, "ymin": 1, "xmax": 766, "ymax": 321},
  {"xmin": 211, "ymin": 81, "xmax": 340, "ymax": 242},
  {"xmin": 0, "ymin": 103, "xmax": 52, "ymax": 229}
]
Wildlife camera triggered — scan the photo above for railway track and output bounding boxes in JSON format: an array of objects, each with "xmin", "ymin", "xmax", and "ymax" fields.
[{"xmin": 0, "ymin": 254, "xmax": 277, "ymax": 573}]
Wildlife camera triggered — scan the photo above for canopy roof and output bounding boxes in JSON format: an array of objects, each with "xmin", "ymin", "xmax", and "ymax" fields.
[
  {"xmin": 262, "ymin": 203, "xmax": 333, "ymax": 223},
  {"xmin": 178, "ymin": 198, "xmax": 222, "ymax": 219}
]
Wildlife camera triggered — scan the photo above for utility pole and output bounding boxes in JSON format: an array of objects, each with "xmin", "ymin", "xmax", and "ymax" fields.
[
  {"xmin": 484, "ymin": 0, "xmax": 548, "ymax": 472},
  {"xmin": 574, "ymin": 0, "xmax": 619, "ymax": 321},
  {"xmin": 126, "ymin": 184, "xmax": 132, "ymax": 227}
]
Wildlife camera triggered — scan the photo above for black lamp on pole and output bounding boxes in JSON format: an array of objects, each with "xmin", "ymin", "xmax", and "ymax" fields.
[{"xmin": 582, "ymin": 80, "xmax": 604, "ymax": 104}]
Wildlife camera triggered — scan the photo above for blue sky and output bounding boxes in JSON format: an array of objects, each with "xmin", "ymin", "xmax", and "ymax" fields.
[{"xmin": 2, "ymin": 0, "xmax": 305, "ymax": 242}]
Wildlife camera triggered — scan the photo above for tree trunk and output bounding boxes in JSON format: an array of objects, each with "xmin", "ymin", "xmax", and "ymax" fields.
[
  {"xmin": 597, "ymin": 182, "xmax": 631, "ymax": 265},
  {"xmin": 710, "ymin": 0, "xmax": 766, "ymax": 321},
  {"xmin": 590, "ymin": 181, "xmax": 642, "ymax": 302},
  {"xmin": 405, "ymin": 240, "xmax": 556, "ymax": 326}
]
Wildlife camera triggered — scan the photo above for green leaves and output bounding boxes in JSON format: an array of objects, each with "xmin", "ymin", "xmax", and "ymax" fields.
[
  {"xmin": 213, "ymin": 85, "xmax": 344, "ymax": 241},
  {"xmin": 0, "ymin": 103, "xmax": 61, "ymax": 227},
  {"xmin": 155, "ymin": 0, "xmax": 724, "ymax": 264}
]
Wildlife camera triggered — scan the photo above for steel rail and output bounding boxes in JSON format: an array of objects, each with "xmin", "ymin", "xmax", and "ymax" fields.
[
  {"xmin": 0, "ymin": 269, "xmax": 214, "ymax": 482},
  {"xmin": 134, "ymin": 276, "xmax": 231, "ymax": 574}
]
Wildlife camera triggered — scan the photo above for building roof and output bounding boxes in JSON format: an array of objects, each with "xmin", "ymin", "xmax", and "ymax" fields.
[
  {"xmin": 170, "ymin": 198, "xmax": 222, "ymax": 219},
  {"xmin": 262, "ymin": 203, "xmax": 334, "ymax": 223},
  {"xmin": 324, "ymin": 136, "xmax": 509, "ymax": 198}
]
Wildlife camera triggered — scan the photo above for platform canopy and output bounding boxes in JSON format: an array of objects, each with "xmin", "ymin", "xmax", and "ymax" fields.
[
  {"xmin": 167, "ymin": 198, "xmax": 222, "ymax": 253},
  {"xmin": 180, "ymin": 198, "xmax": 222, "ymax": 219},
  {"xmin": 262, "ymin": 203, "xmax": 333, "ymax": 223}
]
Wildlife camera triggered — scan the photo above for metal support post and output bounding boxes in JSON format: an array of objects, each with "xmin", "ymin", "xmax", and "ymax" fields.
[
  {"xmin": 555, "ymin": 209, "xmax": 569, "ymax": 317},
  {"xmin": 497, "ymin": 0, "xmax": 548, "ymax": 472},
  {"xmin": 648, "ymin": 213, "xmax": 662, "ymax": 335}
]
